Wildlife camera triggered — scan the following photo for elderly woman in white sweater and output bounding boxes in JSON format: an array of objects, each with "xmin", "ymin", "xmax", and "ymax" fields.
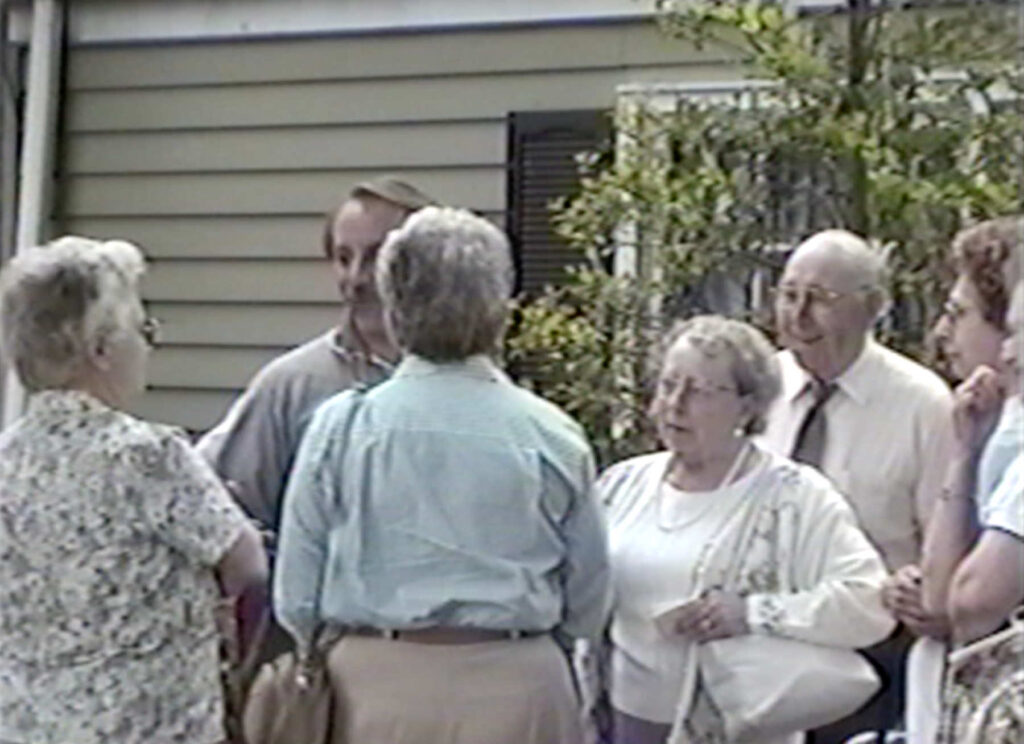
[{"xmin": 587, "ymin": 315, "xmax": 894, "ymax": 744}]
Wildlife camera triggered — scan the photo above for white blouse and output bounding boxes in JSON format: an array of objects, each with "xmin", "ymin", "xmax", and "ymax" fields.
[{"xmin": 608, "ymin": 456, "xmax": 766, "ymax": 722}]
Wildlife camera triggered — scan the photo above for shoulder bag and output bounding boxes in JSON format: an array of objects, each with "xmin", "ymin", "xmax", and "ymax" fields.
[{"xmin": 241, "ymin": 624, "xmax": 341, "ymax": 744}]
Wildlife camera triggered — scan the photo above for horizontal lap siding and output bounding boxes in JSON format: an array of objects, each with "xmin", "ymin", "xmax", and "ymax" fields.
[
  {"xmin": 65, "ymin": 23, "xmax": 723, "ymax": 89},
  {"xmin": 148, "ymin": 346, "xmax": 285, "ymax": 389},
  {"xmin": 66, "ymin": 65, "xmax": 736, "ymax": 131},
  {"xmin": 57, "ymin": 20, "xmax": 733, "ymax": 431},
  {"xmin": 63, "ymin": 216, "xmax": 330, "ymax": 258},
  {"xmin": 142, "ymin": 260, "xmax": 336, "ymax": 303},
  {"xmin": 62, "ymin": 213, "xmax": 506, "ymax": 258},
  {"xmin": 131, "ymin": 389, "xmax": 241, "ymax": 432},
  {"xmin": 65, "ymin": 122, "xmax": 507, "ymax": 173},
  {"xmin": 149, "ymin": 303, "xmax": 341, "ymax": 345},
  {"xmin": 63, "ymin": 170, "xmax": 506, "ymax": 216}
]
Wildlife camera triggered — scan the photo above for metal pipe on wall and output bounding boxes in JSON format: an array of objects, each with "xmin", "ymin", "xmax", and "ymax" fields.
[
  {"xmin": 1, "ymin": 0, "xmax": 64, "ymax": 430},
  {"xmin": 0, "ymin": 2, "xmax": 20, "ymax": 266},
  {"xmin": 0, "ymin": 0, "xmax": 12, "ymax": 428},
  {"xmin": 0, "ymin": 0, "xmax": 23, "ymax": 429}
]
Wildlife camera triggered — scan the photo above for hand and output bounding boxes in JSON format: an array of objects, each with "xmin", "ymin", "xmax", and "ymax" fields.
[
  {"xmin": 952, "ymin": 367, "xmax": 1004, "ymax": 455},
  {"xmin": 881, "ymin": 565, "xmax": 949, "ymax": 640},
  {"xmin": 670, "ymin": 590, "xmax": 749, "ymax": 643}
]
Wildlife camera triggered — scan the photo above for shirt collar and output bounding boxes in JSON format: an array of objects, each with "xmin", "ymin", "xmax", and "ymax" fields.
[
  {"xmin": 780, "ymin": 339, "xmax": 876, "ymax": 407},
  {"xmin": 830, "ymin": 339, "xmax": 876, "ymax": 406},
  {"xmin": 779, "ymin": 350, "xmax": 812, "ymax": 402},
  {"xmin": 26, "ymin": 388, "xmax": 113, "ymax": 417},
  {"xmin": 327, "ymin": 325, "xmax": 395, "ymax": 374},
  {"xmin": 393, "ymin": 353, "xmax": 506, "ymax": 382}
]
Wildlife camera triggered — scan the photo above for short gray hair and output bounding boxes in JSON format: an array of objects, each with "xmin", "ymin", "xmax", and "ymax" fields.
[
  {"xmin": 0, "ymin": 236, "xmax": 146, "ymax": 391},
  {"xmin": 656, "ymin": 315, "xmax": 781, "ymax": 434},
  {"xmin": 377, "ymin": 207, "xmax": 513, "ymax": 361}
]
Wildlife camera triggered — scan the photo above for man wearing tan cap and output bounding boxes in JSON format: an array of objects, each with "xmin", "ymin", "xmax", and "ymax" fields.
[{"xmin": 197, "ymin": 177, "xmax": 435, "ymax": 532}]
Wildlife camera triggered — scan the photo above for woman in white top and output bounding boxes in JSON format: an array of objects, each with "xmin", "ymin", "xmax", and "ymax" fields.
[{"xmin": 594, "ymin": 315, "xmax": 894, "ymax": 744}]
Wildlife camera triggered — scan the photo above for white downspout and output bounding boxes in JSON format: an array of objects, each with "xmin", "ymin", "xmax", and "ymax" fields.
[{"xmin": 1, "ymin": 0, "xmax": 63, "ymax": 430}]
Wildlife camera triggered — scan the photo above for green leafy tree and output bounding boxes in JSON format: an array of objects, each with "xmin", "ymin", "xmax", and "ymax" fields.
[{"xmin": 506, "ymin": 0, "xmax": 1022, "ymax": 467}]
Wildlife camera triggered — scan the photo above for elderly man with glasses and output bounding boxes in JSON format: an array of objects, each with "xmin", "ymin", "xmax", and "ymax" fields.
[{"xmin": 758, "ymin": 229, "xmax": 955, "ymax": 744}]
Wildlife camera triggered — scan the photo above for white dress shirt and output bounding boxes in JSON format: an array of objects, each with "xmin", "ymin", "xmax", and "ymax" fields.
[
  {"xmin": 607, "ymin": 461, "xmax": 762, "ymax": 722},
  {"xmin": 759, "ymin": 339, "xmax": 954, "ymax": 571}
]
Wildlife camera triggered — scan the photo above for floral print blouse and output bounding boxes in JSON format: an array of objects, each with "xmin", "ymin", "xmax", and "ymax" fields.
[{"xmin": 0, "ymin": 390, "xmax": 250, "ymax": 744}]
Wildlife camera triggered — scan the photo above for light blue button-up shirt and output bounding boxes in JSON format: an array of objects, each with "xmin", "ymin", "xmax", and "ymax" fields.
[{"xmin": 274, "ymin": 354, "xmax": 610, "ymax": 647}]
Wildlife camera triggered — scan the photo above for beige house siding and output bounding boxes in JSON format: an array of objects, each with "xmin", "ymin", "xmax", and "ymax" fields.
[{"xmin": 57, "ymin": 19, "xmax": 737, "ymax": 431}]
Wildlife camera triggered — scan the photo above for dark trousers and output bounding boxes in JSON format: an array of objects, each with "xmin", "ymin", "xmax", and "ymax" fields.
[
  {"xmin": 610, "ymin": 709, "xmax": 671, "ymax": 744},
  {"xmin": 806, "ymin": 627, "xmax": 913, "ymax": 744}
]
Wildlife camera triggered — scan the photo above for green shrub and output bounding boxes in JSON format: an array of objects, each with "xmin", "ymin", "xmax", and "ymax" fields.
[{"xmin": 507, "ymin": 0, "xmax": 1021, "ymax": 467}]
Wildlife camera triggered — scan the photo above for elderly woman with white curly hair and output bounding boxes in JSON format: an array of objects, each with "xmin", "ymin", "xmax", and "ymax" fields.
[
  {"xmin": 274, "ymin": 206, "xmax": 611, "ymax": 744},
  {"xmin": 587, "ymin": 315, "xmax": 895, "ymax": 744},
  {"xmin": 0, "ymin": 236, "xmax": 267, "ymax": 744}
]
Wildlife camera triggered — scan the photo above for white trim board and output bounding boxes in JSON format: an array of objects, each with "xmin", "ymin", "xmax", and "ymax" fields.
[
  {"xmin": 16, "ymin": 0, "xmax": 657, "ymax": 44},
  {"xmin": 9, "ymin": 0, "xmax": 861, "ymax": 45}
]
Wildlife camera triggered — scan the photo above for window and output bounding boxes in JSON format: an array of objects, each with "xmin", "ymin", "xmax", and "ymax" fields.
[{"xmin": 507, "ymin": 109, "xmax": 610, "ymax": 295}]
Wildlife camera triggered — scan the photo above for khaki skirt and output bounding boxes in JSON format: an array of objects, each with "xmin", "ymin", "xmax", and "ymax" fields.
[{"xmin": 327, "ymin": 634, "xmax": 584, "ymax": 744}]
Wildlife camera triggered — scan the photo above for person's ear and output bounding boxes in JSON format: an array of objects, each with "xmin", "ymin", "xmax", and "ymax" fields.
[
  {"xmin": 864, "ymin": 288, "xmax": 890, "ymax": 324},
  {"xmin": 88, "ymin": 334, "xmax": 114, "ymax": 372},
  {"xmin": 736, "ymin": 394, "xmax": 756, "ymax": 435},
  {"xmin": 647, "ymin": 394, "xmax": 661, "ymax": 422}
]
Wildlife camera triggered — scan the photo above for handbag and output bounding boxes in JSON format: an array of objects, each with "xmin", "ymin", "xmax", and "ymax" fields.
[
  {"xmin": 699, "ymin": 634, "xmax": 880, "ymax": 742},
  {"xmin": 241, "ymin": 624, "xmax": 341, "ymax": 744},
  {"xmin": 938, "ymin": 608, "xmax": 1024, "ymax": 744},
  {"xmin": 695, "ymin": 471, "xmax": 881, "ymax": 742}
]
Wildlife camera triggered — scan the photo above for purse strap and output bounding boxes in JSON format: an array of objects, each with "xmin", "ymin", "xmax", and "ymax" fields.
[
  {"xmin": 705, "ymin": 452, "xmax": 779, "ymax": 594},
  {"xmin": 721, "ymin": 493, "xmax": 769, "ymax": 592},
  {"xmin": 235, "ymin": 605, "xmax": 273, "ymax": 684}
]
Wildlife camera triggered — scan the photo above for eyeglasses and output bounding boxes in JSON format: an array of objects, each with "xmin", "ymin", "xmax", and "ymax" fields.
[
  {"xmin": 139, "ymin": 316, "xmax": 162, "ymax": 348},
  {"xmin": 940, "ymin": 298, "xmax": 971, "ymax": 324},
  {"xmin": 773, "ymin": 283, "xmax": 873, "ymax": 310},
  {"xmin": 658, "ymin": 376, "xmax": 738, "ymax": 404}
]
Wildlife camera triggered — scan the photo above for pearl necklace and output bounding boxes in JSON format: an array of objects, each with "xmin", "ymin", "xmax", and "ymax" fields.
[{"xmin": 657, "ymin": 442, "xmax": 754, "ymax": 532}]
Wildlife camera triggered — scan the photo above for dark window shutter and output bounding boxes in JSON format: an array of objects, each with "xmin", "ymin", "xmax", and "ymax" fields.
[{"xmin": 507, "ymin": 110, "xmax": 609, "ymax": 296}]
